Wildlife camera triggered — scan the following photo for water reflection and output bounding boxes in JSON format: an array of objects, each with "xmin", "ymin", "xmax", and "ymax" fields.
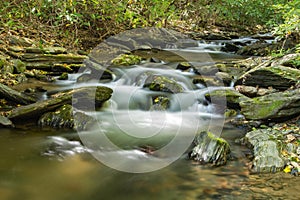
[{"xmin": 0, "ymin": 127, "xmax": 250, "ymax": 200}]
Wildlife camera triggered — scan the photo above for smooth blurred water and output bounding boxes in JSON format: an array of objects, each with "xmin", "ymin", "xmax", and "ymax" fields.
[
  {"xmin": 0, "ymin": 127, "xmax": 250, "ymax": 200},
  {"xmin": 1, "ymin": 39, "xmax": 290, "ymax": 200}
]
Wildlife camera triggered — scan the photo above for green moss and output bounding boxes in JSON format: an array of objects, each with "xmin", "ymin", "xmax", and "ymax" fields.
[
  {"xmin": 248, "ymin": 97, "xmax": 285, "ymax": 119},
  {"xmin": 111, "ymin": 54, "xmax": 142, "ymax": 66},
  {"xmin": 145, "ymin": 75, "xmax": 183, "ymax": 93},
  {"xmin": 267, "ymin": 66, "xmax": 300, "ymax": 81},
  {"xmin": 204, "ymin": 131, "xmax": 229, "ymax": 146}
]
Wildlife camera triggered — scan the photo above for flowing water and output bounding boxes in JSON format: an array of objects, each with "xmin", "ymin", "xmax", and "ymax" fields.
[{"xmin": 0, "ymin": 40, "xmax": 297, "ymax": 200}]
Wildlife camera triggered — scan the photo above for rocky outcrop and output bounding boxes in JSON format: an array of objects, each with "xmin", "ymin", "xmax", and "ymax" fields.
[
  {"xmin": 239, "ymin": 88, "xmax": 300, "ymax": 120},
  {"xmin": 189, "ymin": 131, "xmax": 230, "ymax": 166},
  {"xmin": 243, "ymin": 129, "xmax": 285, "ymax": 173},
  {"xmin": 235, "ymin": 65, "xmax": 300, "ymax": 90}
]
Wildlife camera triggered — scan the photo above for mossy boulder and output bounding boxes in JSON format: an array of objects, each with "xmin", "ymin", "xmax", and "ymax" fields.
[
  {"xmin": 205, "ymin": 88, "xmax": 250, "ymax": 109},
  {"xmin": 143, "ymin": 75, "xmax": 184, "ymax": 93},
  {"xmin": 38, "ymin": 104, "xmax": 96, "ymax": 130},
  {"xmin": 189, "ymin": 131, "xmax": 230, "ymax": 166},
  {"xmin": 243, "ymin": 129, "xmax": 285, "ymax": 173},
  {"xmin": 111, "ymin": 54, "xmax": 142, "ymax": 66},
  {"xmin": 240, "ymin": 88, "xmax": 300, "ymax": 120},
  {"xmin": 235, "ymin": 65, "xmax": 300, "ymax": 90},
  {"xmin": 38, "ymin": 105, "xmax": 74, "ymax": 128}
]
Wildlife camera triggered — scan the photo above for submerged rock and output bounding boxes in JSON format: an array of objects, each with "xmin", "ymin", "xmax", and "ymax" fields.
[
  {"xmin": 189, "ymin": 131, "xmax": 230, "ymax": 166},
  {"xmin": 240, "ymin": 88, "xmax": 300, "ymax": 120},
  {"xmin": 243, "ymin": 129, "xmax": 285, "ymax": 173}
]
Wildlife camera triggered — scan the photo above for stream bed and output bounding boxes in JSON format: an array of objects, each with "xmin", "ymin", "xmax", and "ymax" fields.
[{"xmin": 0, "ymin": 35, "xmax": 299, "ymax": 200}]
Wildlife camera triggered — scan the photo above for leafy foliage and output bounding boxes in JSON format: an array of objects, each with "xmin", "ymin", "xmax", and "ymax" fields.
[
  {"xmin": 0, "ymin": 0, "xmax": 293, "ymax": 49},
  {"xmin": 271, "ymin": 0, "xmax": 300, "ymax": 40}
]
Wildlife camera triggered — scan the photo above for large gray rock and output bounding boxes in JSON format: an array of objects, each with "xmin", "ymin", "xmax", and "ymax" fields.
[
  {"xmin": 189, "ymin": 131, "xmax": 230, "ymax": 166},
  {"xmin": 235, "ymin": 65, "xmax": 300, "ymax": 90},
  {"xmin": 244, "ymin": 129, "xmax": 285, "ymax": 173},
  {"xmin": 240, "ymin": 88, "xmax": 300, "ymax": 120}
]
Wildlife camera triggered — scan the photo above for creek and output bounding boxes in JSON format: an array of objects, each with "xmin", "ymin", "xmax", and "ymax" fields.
[{"xmin": 0, "ymin": 38, "xmax": 298, "ymax": 200}]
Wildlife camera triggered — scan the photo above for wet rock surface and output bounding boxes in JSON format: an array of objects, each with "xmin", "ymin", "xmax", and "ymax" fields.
[
  {"xmin": 189, "ymin": 131, "xmax": 231, "ymax": 166},
  {"xmin": 38, "ymin": 104, "xmax": 96, "ymax": 130},
  {"xmin": 239, "ymin": 88, "xmax": 300, "ymax": 120},
  {"xmin": 1, "ymin": 30, "xmax": 300, "ymax": 187},
  {"xmin": 242, "ymin": 129, "xmax": 285, "ymax": 173}
]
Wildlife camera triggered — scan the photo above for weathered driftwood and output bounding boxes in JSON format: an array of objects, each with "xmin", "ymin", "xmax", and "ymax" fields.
[
  {"xmin": 0, "ymin": 83, "xmax": 36, "ymax": 104},
  {"xmin": 8, "ymin": 86, "xmax": 112, "ymax": 121}
]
